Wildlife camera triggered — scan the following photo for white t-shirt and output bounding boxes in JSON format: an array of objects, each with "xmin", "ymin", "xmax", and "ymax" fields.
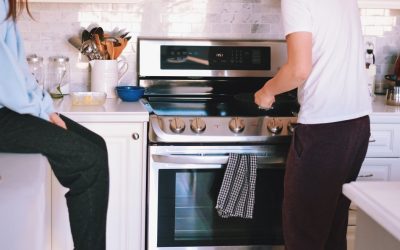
[{"xmin": 281, "ymin": 0, "xmax": 372, "ymax": 124}]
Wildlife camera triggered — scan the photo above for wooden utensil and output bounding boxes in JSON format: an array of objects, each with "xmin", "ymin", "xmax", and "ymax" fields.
[
  {"xmin": 113, "ymin": 38, "xmax": 128, "ymax": 59},
  {"xmin": 105, "ymin": 40, "xmax": 115, "ymax": 60}
]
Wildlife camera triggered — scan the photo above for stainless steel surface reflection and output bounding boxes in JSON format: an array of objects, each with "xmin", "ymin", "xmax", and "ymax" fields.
[{"xmin": 140, "ymin": 38, "xmax": 292, "ymax": 250}]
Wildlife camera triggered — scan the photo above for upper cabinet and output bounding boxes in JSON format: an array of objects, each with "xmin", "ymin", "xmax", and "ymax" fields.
[{"xmin": 358, "ymin": 0, "xmax": 400, "ymax": 9}]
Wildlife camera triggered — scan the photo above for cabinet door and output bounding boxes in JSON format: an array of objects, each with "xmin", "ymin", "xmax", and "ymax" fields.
[
  {"xmin": 51, "ymin": 122, "xmax": 146, "ymax": 250},
  {"xmin": 0, "ymin": 154, "xmax": 51, "ymax": 250},
  {"xmin": 366, "ymin": 124, "xmax": 400, "ymax": 158},
  {"xmin": 360, "ymin": 158, "xmax": 400, "ymax": 181}
]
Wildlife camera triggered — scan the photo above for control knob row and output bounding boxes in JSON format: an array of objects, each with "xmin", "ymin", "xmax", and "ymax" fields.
[
  {"xmin": 169, "ymin": 117, "xmax": 296, "ymax": 135},
  {"xmin": 169, "ymin": 117, "xmax": 206, "ymax": 134}
]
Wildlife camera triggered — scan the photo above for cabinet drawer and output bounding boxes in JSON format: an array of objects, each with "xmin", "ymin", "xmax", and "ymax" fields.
[
  {"xmin": 359, "ymin": 157, "xmax": 400, "ymax": 181},
  {"xmin": 357, "ymin": 164, "xmax": 390, "ymax": 181},
  {"xmin": 366, "ymin": 124, "xmax": 400, "ymax": 157}
]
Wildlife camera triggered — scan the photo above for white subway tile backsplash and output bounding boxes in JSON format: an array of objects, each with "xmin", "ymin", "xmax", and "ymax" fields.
[
  {"xmin": 251, "ymin": 23, "xmax": 270, "ymax": 33},
  {"xmin": 212, "ymin": 23, "xmax": 232, "ymax": 34},
  {"xmin": 231, "ymin": 24, "xmax": 252, "ymax": 33},
  {"xmin": 16, "ymin": 1, "xmax": 400, "ymax": 90}
]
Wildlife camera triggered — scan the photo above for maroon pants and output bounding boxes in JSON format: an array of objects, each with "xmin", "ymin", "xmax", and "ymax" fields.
[{"xmin": 283, "ymin": 115, "xmax": 370, "ymax": 250}]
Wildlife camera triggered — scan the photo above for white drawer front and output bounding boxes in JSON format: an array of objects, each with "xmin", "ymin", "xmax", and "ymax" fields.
[
  {"xmin": 357, "ymin": 164, "xmax": 390, "ymax": 181},
  {"xmin": 366, "ymin": 124, "xmax": 400, "ymax": 157},
  {"xmin": 360, "ymin": 158, "xmax": 400, "ymax": 181}
]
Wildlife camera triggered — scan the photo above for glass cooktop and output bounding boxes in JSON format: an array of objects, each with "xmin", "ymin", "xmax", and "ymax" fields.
[{"xmin": 143, "ymin": 92, "xmax": 299, "ymax": 117}]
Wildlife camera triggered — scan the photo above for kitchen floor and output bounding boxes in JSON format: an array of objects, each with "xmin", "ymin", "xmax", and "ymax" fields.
[{"xmin": 347, "ymin": 203, "xmax": 358, "ymax": 250}]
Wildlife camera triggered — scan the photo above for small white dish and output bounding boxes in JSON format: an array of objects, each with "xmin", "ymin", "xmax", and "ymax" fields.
[{"xmin": 71, "ymin": 92, "xmax": 107, "ymax": 106}]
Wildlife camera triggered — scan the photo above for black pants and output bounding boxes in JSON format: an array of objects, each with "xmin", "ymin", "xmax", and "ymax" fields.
[
  {"xmin": 283, "ymin": 115, "xmax": 370, "ymax": 250},
  {"xmin": 0, "ymin": 107, "xmax": 109, "ymax": 250}
]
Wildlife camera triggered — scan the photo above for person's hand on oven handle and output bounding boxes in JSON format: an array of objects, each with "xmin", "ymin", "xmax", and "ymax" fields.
[{"xmin": 254, "ymin": 32, "xmax": 313, "ymax": 107}]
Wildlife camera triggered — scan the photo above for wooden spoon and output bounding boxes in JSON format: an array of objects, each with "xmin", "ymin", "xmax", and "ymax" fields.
[
  {"xmin": 105, "ymin": 40, "xmax": 115, "ymax": 60},
  {"xmin": 113, "ymin": 38, "xmax": 128, "ymax": 59}
]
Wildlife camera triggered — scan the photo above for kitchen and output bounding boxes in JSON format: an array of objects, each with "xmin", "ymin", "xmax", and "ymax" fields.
[{"xmin": 1, "ymin": 0, "xmax": 400, "ymax": 250}]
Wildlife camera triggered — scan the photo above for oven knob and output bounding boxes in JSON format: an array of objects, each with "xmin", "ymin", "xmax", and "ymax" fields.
[
  {"xmin": 170, "ymin": 118, "xmax": 185, "ymax": 133},
  {"xmin": 287, "ymin": 121, "xmax": 297, "ymax": 133},
  {"xmin": 190, "ymin": 117, "xmax": 206, "ymax": 134},
  {"xmin": 267, "ymin": 119, "xmax": 283, "ymax": 134},
  {"xmin": 229, "ymin": 117, "xmax": 245, "ymax": 133}
]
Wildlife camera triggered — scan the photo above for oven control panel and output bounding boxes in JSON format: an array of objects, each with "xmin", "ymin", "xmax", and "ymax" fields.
[
  {"xmin": 148, "ymin": 115, "xmax": 298, "ymax": 143},
  {"xmin": 138, "ymin": 38, "xmax": 287, "ymax": 78}
]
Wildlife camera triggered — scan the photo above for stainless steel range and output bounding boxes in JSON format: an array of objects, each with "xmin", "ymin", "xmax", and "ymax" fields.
[{"xmin": 138, "ymin": 38, "xmax": 298, "ymax": 250}]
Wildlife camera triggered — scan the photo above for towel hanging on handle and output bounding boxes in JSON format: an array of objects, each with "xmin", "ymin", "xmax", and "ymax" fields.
[{"xmin": 215, "ymin": 153, "xmax": 257, "ymax": 219}]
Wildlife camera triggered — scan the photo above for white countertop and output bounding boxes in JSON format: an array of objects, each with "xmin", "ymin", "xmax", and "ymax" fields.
[
  {"xmin": 371, "ymin": 95, "xmax": 400, "ymax": 123},
  {"xmin": 343, "ymin": 181, "xmax": 400, "ymax": 241},
  {"xmin": 53, "ymin": 96, "xmax": 149, "ymax": 123},
  {"xmin": 52, "ymin": 94, "xmax": 400, "ymax": 123}
]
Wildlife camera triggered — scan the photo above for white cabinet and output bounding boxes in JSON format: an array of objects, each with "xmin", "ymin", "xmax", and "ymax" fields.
[
  {"xmin": 359, "ymin": 158, "xmax": 400, "ymax": 181},
  {"xmin": 0, "ymin": 154, "xmax": 51, "ymax": 250},
  {"xmin": 365, "ymin": 123, "xmax": 400, "ymax": 158},
  {"xmin": 359, "ymin": 123, "xmax": 400, "ymax": 181},
  {"xmin": 51, "ymin": 122, "xmax": 147, "ymax": 250},
  {"xmin": 349, "ymin": 122, "xmax": 400, "ymax": 250}
]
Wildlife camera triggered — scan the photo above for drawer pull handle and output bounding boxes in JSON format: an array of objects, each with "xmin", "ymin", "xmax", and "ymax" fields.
[
  {"xmin": 132, "ymin": 133, "xmax": 140, "ymax": 140},
  {"xmin": 369, "ymin": 136, "xmax": 376, "ymax": 143},
  {"xmin": 358, "ymin": 173, "xmax": 374, "ymax": 178}
]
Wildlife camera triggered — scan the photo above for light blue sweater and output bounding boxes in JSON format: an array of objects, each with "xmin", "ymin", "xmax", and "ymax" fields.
[{"xmin": 0, "ymin": 0, "xmax": 54, "ymax": 120}]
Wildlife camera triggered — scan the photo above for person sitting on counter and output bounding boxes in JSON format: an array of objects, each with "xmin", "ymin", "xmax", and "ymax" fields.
[{"xmin": 0, "ymin": 1, "xmax": 109, "ymax": 249}]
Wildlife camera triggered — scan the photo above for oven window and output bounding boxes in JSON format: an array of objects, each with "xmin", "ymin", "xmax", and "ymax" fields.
[{"xmin": 157, "ymin": 167, "xmax": 285, "ymax": 247}]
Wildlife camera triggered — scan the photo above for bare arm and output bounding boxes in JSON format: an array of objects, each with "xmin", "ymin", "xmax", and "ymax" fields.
[{"xmin": 254, "ymin": 32, "xmax": 313, "ymax": 108}]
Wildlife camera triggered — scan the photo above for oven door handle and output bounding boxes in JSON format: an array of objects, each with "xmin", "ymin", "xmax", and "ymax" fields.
[{"xmin": 152, "ymin": 154, "xmax": 286, "ymax": 166}]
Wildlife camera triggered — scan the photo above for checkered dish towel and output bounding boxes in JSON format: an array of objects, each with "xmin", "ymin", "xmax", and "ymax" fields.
[{"xmin": 215, "ymin": 153, "xmax": 257, "ymax": 219}]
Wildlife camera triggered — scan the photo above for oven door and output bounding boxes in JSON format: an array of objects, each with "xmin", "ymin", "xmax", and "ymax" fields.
[{"xmin": 147, "ymin": 145, "xmax": 287, "ymax": 250}]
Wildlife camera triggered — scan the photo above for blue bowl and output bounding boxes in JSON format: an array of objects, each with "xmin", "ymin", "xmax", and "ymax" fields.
[{"xmin": 115, "ymin": 86, "xmax": 145, "ymax": 102}]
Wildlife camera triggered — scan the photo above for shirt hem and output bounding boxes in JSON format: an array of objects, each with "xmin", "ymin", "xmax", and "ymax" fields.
[{"xmin": 297, "ymin": 110, "xmax": 372, "ymax": 124}]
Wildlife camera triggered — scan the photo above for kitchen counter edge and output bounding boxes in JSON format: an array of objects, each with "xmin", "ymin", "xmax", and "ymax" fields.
[
  {"xmin": 343, "ymin": 181, "xmax": 400, "ymax": 242},
  {"xmin": 370, "ymin": 95, "xmax": 400, "ymax": 123},
  {"xmin": 53, "ymin": 96, "xmax": 149, "ymax": 123}
]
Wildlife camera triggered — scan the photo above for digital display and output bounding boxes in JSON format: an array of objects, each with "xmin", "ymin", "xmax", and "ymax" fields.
[{"xmin": 160, "ymin": 45, "xmax": 271, "ymax": 70}]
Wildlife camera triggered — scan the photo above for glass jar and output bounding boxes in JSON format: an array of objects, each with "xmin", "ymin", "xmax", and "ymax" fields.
[
  {"xmin": 26, "ymin": 54, "xmax": 45, "ymax": 89},
  {"xmin": 47, "ymin": 56, "xmax": 70, "ymax": 98}
]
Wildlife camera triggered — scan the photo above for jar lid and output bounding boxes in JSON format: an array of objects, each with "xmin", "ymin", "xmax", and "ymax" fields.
[
  {"xmin": 27, "ymin": 54, "xmax": 43, "ymax": 63},
  {"xmin": 49, "ymin": 55, "xmax": 70, "ymax": 63}
]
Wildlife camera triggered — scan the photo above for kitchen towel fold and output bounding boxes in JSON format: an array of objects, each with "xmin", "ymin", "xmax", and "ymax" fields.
[{"xmin": 215, "ymin": 153, "xmax": 257, "ymax": 219}]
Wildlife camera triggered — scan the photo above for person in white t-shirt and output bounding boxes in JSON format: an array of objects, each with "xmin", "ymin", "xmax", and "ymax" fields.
[{"xmin": 255, "ymin": 0, "xmax": 372, "ymax": 249}]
